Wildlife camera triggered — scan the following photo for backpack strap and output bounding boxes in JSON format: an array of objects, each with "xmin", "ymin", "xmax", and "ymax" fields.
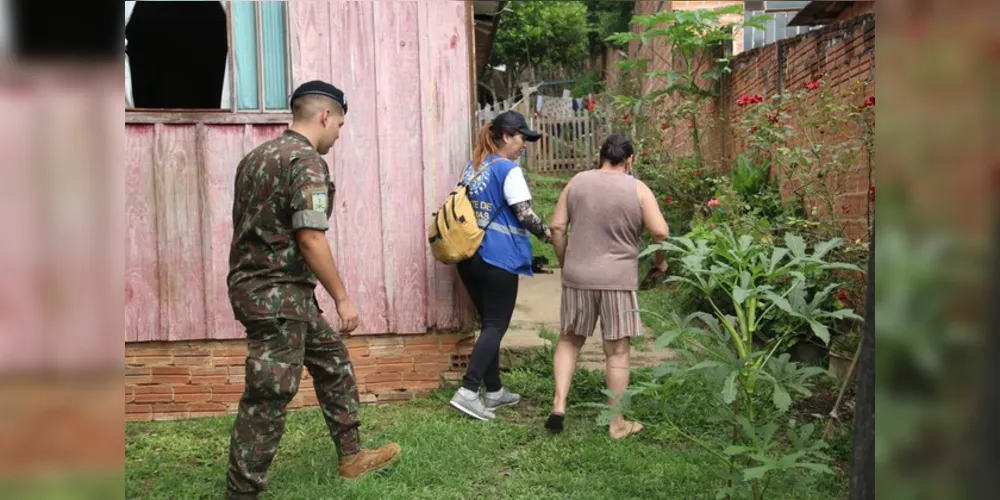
[
  {"xmin": 459, "ymin": 157, "xmax": 501, "ymax": 188},
  {"xmin": 458, "ymin": 156, "xmax": 508, "ymax": 233},
  {"xmin": 482, "ymin": 197, "xmax": 507, "ymax": 232}
]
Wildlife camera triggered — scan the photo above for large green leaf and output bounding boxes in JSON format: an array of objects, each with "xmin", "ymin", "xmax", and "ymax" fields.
[
  {"xmin": 785, "ymin": 233, "xmax": 807, "ymax": 258},
  {"xmin": 723, "ymin": 445, "xmax": 751, "ymax": 456},
  {"xmin": 733, "ymin": 286, "xmax": 750, "ymax": 305},
  {"xmin": 764, "ymin": 292, "xmax": 796, "ymax": 316},
  {"xmin": 826, "ymin": 308, "xmax": 864, "ymax": 321},
  {"xmin": 743, "ymin": 465, "xmax": 773, "ymax": 481},
  {"xmin": 721, "ymin": 370, "xmax": 739, "ymax": 404},
  {"xmin": 812, "ymin": 238, "xmax": 843, "ymax": 260},
  {"xmin": 768, "ymin": 247, "xmax": 789, "ymax": 274},
  {"xmin": 797, "ymin": 462, "xmax": 834, "ymax": 475},
  {"xmin": 808, "ymin": 320, "xmax": 831, "ymax": 345},
  {"xmin": 820, "ymin": 262, "xmax": 864, "ymax": 272},
  {"xmin": 653, "ymin": 329, "xmax": 683, "ymax": 349},
  {"xmin": 771, "ymin": 384, "xmax": 792, "ymax": 412}
]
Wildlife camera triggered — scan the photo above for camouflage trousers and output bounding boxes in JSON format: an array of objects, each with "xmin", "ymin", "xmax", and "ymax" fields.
[{"xmin": 226, "ymin": 316, "xmax": 361, "ymax": 497}]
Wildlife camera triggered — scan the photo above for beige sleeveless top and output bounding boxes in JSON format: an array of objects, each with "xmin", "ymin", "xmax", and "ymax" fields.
[{"xmin": 561, "ymin": 170, "xmax": 644, "ymax": 291}]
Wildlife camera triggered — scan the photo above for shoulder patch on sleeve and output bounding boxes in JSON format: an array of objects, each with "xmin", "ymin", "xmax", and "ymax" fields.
[
  {"xmin": 311, "ymin": 191, "xmax": 328, "ymax": 212},
  {"xmin": 303, "ymin": 185, "xmax": 328, "ymax": 212}
]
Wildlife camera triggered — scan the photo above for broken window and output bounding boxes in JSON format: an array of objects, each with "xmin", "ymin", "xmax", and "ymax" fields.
[{"xmin": 125, "ymin": 1, "xmax": 289, "ymax": 112}]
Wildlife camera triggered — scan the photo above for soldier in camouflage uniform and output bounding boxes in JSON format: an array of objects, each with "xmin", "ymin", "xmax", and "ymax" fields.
[{"xmin": 225, "ymin": 80, "xmax": 401, "ymax": 499}]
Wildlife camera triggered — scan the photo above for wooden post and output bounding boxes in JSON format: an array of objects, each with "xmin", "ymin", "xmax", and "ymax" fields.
[{"xmin": 849, "ymin": 221, "xmax": 874, "ymax": 500}]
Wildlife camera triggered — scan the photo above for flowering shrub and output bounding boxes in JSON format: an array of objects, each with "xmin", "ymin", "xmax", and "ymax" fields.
[{"xmin": 734, "ymin": 77, "xmax": 875, "ymax": 243}]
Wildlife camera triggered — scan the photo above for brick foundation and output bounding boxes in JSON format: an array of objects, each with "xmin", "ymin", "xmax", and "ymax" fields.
[{"xmin": 125, "ymin": 332, "xmax": 474, "ymax": 422}]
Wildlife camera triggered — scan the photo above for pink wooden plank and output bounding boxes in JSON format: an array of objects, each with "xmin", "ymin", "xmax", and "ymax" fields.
[
  {"xmin": 199, "ymin": 124, "xmax": 246, "ymax": 340},
  {"xmin": 110, "ymin": 77, "xmax": 126, "ymax": 352},
  {"xmin": 329, "ymin": 1, "xmax": 389, "ymax": 334},
  {"xmin": 418, "ymin": 0, "xmax": 476, "ymax": 330},
  {"xmin": 251, "ymin": 125, "xmax": 287, "ymax": 150},
  {"xmin": 0, "ymin": 87, "xmax": 42, "ymax": 370},
  {"xmin": 41, "ymin": 85, "xmax": 119, "ymax": 369},
  {"xmin": 125, "ymin": 125, "xmax": 160, "ymax": 342},
  {"xmin": 288, "ymin": 1, "xmax": 346, "ymax": 326},
  {"xmin": 373, "ymin": 1, "xmax": 428, "ymax": 334},
  {"xmin": 153, "ymin": 124, "xmax": 207, "ymax": 341}
]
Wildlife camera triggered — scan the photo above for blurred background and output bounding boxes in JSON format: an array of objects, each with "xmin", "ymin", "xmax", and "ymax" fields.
[{"xmin": 0, "ymin": 0, "xmax": 124, "ymax": 497}]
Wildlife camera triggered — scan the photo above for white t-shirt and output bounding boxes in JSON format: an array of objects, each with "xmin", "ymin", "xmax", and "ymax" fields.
[{"xmin": 503, "ymin": 166, "xmax": 532, "ymax": 206}]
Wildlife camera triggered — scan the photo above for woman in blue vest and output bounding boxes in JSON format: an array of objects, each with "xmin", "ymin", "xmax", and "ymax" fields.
[{"xmin": 449, "ymin": 110, "xmax": 552, "ymax": 421}]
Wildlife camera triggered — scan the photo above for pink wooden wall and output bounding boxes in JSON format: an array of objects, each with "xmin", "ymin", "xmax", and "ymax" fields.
[{"xmin": 125, "ymin": 1, "xmax": 476, "ymax": 342}]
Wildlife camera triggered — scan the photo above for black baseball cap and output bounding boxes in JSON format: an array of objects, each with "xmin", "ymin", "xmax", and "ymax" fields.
[
  {"xmin": 289, "ymin": 80, "xmax": 348, "ymax": 114},
  {"xmin": 492, "ymin": 110, "xmax": 541, "ymax": 142}
]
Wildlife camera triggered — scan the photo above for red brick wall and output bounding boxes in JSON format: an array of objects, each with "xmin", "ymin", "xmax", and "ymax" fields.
[
  {"xmin": 723, "ymin": 13, "xmax": 875, "ymax": 240},
  {"xmin": 126, "ymin": 333, "xmax": 474, "ymax": 421}
]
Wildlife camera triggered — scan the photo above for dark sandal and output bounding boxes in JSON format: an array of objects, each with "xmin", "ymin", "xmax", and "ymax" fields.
[{"xmin": 544, "ymin": 413, "xmax": 565, "ymax": 433}]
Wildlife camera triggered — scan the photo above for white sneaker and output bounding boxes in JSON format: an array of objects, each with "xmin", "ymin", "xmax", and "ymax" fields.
[
  {"xmin": 484, "ymin": 387, "xmax": 521, "ymax": 410},
  {"xmin": 449, "ymin": 388, "xmax": 496, "ymax": 421}
]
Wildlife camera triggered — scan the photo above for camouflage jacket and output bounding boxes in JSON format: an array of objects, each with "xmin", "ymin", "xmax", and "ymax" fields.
[{"xmin": 227, "ymin": 129, "xmax": 335, "ymax": 323}]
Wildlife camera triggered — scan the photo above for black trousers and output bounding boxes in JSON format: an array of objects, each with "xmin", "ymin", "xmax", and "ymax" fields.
[{"xmin": 456, "ymin": 252, "xmax": 519, "ymax": 393}]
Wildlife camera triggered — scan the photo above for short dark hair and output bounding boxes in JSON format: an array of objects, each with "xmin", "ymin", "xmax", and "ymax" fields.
[{"xmin": 599, "ymin": 134, "xmax": 635, "ymax": 166}]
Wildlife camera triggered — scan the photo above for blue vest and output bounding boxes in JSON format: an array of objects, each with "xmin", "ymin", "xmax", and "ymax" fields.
[{"xmin": 460, "ymin": 154, "xmax": 534, "ymax": 276}]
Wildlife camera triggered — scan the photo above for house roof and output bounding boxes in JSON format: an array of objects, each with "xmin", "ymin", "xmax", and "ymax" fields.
[
  {"xmin": 787, "ymin": 1, "xmax": 857, "ymax": 26},
  {"xmin": 473, "ymin": 1, "xmax": 505, "ymax": 78}
]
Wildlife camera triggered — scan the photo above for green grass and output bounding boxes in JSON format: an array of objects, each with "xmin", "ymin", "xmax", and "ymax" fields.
[{"xmin": 126, "ymin": 353, "xmax": 848, "ymax": 499}]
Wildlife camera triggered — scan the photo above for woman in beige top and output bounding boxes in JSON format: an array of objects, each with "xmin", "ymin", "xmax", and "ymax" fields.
[{"xmin": 545, "ymin": 134, "xmax": 669, "ymax": 439}]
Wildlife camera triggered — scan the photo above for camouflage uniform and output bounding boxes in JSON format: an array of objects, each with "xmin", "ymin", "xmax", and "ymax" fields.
[{"xmin": 225, "ymin": 129, "xmax": 360, "ymax": 497}]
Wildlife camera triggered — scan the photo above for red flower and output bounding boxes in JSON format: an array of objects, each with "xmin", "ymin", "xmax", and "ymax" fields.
[
  {"xmin": 864, "ymin": 95, "xmax": 875, "ymax": 108},
  {"xmin": 664, "ymin": 196, "xmax": 673, "ymax": 204},
  {"xmin": 689, "ymin": 123, "xmax": 695, "ymax": 129},
  {"xmin": 661, "ymin": 123, "xmax": 670, "ymax": 130},
  {"xmin": 586, "ymin": 100, "xmax": 595, "ymax": 111},
  {"xmin": 838, "ymin": 289, "xmax": 848, "ymax": 302},
  {"xmin": 805, "ymin": 80, "xmax": 821, "ymax": 91},
  {"xmin": 768, "ymin": 113, "xmax": 780, "ymax": 123},
  {"xmin": 736, "ymin": 94, "xmax": 764, "ymax": 107},
  {"xmin": 623, "ymin": 113, "xmax": 630, "ymax": 120},
  {"xmin": 641, "ymin": 149, "xmax": 649, "ymax": 157},
  {"xmin": 869, "ymin": 185, "xmax": 876, "ymax": 202}
]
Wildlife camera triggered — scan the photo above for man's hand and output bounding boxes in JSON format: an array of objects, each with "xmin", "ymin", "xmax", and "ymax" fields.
[
  {"xmin": 654, "ymin": 260, "xmax": 668, "ymax": 273},
  {"xmin": 336, "ymin": 299, "xmax": 360, "ymax": 334}
]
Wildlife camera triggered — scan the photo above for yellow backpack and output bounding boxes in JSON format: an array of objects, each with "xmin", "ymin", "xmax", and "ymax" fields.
[{"xmin": 428, "ymin": 161, "xmax": 500, "ymax": 264}]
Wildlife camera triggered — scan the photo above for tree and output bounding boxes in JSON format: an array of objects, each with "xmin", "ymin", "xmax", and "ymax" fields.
[
  {"xmin": 488, "ymin": 1, "xmax": 590, "ymax": 92},
  {"xmin": 585, "ymin": 0, "xmax": 636, "ymax": 56}
]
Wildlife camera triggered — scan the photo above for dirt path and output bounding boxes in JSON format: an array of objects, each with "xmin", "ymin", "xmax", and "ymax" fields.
[{"xmin": 502, "ymin": 270, "xmax": 677, "ymax": 371}]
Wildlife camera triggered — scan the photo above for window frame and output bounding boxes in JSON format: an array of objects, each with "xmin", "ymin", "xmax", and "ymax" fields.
[{"xmin": 125, "ymin": 0, "xmax": 293, "ymax": 124}]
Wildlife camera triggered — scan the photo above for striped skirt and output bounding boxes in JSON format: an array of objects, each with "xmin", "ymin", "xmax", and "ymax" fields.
[{"xmin": 560, "ymin": 286, "xmax": 643, "ymax": 341}]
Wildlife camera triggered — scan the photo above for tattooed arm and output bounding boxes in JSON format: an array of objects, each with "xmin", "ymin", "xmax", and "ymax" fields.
[{"xmin": 511, "ymin": 201, "xmax": 552, "ymax": 243}]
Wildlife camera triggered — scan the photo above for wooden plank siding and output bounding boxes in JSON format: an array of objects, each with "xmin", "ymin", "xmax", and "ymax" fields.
[
  {"xmin": 0, "ymin": 77, "xmax": 124, "ymax": 371},
  {"xmin": 125, "ymin": 1, "xmax": 476, "ymax": 343}
]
